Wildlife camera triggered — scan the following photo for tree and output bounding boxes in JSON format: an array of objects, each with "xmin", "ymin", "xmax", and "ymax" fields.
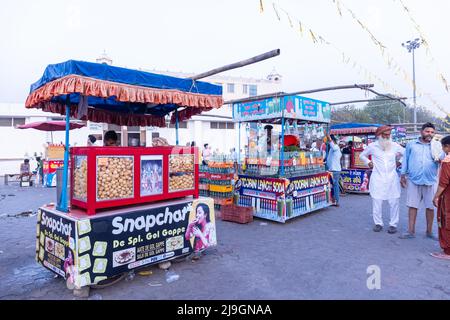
[
  {"xmin": 331, "ymin": 105, "xmax": 372, "ymax": 124},
  {"xmin": 364, "ymin": 95, "xmax": 409, "ymax": 124},
  {"xmin": 331, "ymin": 95, "xmax": 443, "ymax": 130}
]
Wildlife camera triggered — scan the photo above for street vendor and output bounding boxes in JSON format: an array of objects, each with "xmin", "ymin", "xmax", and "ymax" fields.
[
  {"xmin": 359, "ymin": 125, "xmax": 405, "ymax": 234},
  {"xmin": 19, "ymin": 159, "xmax": 33, "ymax": 180}
]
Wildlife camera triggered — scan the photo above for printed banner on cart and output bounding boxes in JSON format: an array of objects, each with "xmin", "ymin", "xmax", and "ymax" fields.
[
  {"xmin": 286, "ymin": 172, "xmax": 331, "ymax": 197},
  {"xmin": 36, "ymin": 209, "xmax": 77, "ymax": 280},
  {"xmin": 234, "ymin": 175, "xmax": 288, "ymax": 199},
  {"xmin": 340, "ymin": 169, "xmax": 371, "ymax": 192},
  {"xmin": 233, "ymin": 95, "xmax": 331, "ymax": 123},
  {"xmin": 36, "ymin": 198, "xmax": 216, "ymax": 287}
]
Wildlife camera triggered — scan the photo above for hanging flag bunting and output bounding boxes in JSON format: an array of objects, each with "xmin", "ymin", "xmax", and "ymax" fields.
[
  {"xmin": 394, "ymin": 0, "xmax": 450, "ymax": 99},
  {"xmin": 298, "ymin": 21, "xmax": 303, "ymax": 36},
  {"xmin": 259, "ymin": 0, "xmax": 415, "ymax": 111},
  {"xmin": 286, "ymin": 12, "xmax": 294, "ymax": 28},
  {"xmin": 334, "ymin": 0, "xmax": 343, "ymax": 16},
  {"xmin": 272, "ymin": 2, "xmax": 281, "ymax": 20},
  {"xmin": 309, "ymin": 29, "xmax": 318, "ymax": 43}
]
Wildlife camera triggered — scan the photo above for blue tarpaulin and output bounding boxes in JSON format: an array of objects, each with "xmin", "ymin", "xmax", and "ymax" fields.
[
  {"xmin": 30, "ymin": 60, "xmax": 222, "ymax": 95},
  {"xmin": 330, "ymin": 123, "xmax": 382, "ymax": 130},
  {"xmin": 26, "ymin": 60, "xmax": 223, "ymax": 126}
]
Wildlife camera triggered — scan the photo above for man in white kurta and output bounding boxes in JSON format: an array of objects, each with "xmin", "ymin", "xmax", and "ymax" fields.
[{"xmin": 359, "ymin": 126, "xmax": 405, "ymax": 234}]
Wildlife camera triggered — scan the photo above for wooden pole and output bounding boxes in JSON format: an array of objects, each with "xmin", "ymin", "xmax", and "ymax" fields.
[
  {"xmin": 223, "ymin": 84, "xmax": 375, "ymax": 105},
  {"xmin": 190, "ymin": 49, "xmax": 280, "ymax": 81}
]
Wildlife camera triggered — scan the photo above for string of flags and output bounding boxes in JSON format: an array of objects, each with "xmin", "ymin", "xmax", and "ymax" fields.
[
  {"xmin": 331, "ymin": 0, "xmax": 449, "ymax": 116},
  {"xmin": 259, "ymin": 0, "xmax": 404, "ymax": 98},
  {"xmin": 259, "ymin": 0, "xmax": 449, "ymax": 117},
  {"xmin": 393, "ymin": 0, "xmax": 450, "ymax": 94}
]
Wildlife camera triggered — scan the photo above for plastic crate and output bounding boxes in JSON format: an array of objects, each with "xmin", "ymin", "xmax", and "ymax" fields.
[{"xmin": 220, "ymin": 204, "xmax": 254, "ymax": 224}]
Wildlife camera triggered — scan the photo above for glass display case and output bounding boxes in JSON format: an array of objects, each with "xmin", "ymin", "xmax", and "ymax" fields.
[
  {"xmin": 70, "ymin": 146, "xmax": 199, "ymax": 215},
  {"xmin": 240, "ymin": 121, "xmax": 326, "ymax": 178},
  {"xmin": 73, "ymin": 155, "xmax": 87, "ymax": 201},
  {"xmin": 169, "ymin": 154, "xmax": 195, "ymax": 192},
  {"xmin": 96, "ymin": 156, "xmax": 134, "ymax": 201}
]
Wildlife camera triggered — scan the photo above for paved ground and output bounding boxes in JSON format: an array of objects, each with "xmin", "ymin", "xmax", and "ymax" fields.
[{"xmin": 0, "ymin": 183, "xmax": 449, "ymax": 300}]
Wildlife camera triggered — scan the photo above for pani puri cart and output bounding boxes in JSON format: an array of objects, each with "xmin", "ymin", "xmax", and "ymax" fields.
[{"xmin": 25, "ymin": 60, "xmax": 222, "ymax": 291}]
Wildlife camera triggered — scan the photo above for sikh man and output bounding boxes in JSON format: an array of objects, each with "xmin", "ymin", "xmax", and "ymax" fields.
[{"xmin": 359, "ymin": 125, "xmax": 405, "ymax": 234}]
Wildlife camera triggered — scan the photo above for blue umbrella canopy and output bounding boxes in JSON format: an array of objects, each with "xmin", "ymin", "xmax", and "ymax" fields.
[{"xmin": 25, "ymin": 60, "xmax": 223, "ymax": 127}]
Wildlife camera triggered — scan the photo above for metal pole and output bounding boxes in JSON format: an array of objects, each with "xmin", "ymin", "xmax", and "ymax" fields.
[
  {"xmin": 412, "ymin": 48, "xmax": 417, "ymax": 132},
  {"xmin": 57, "ymin": 98, "xmax": 70, "ymax": 213},
  {"xmin": 238, "ymin": 122, "xmax": 241, "ymax": 165},
  {"xmin": 175, "ymin": 109, "xmax": 179, "ymax": 146}
]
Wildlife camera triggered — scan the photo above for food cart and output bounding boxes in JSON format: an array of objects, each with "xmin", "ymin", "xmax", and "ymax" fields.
[
  {"xmin": 232, "ymin": 94, "xmax": 333, "ymax": 223},
  {"xmin": 330, "ymin": 123, "xmax": 382, "ymax": 194},
  {"xmin": 25, "ymin": 60, "xmax": 222, "ymax": 290}
]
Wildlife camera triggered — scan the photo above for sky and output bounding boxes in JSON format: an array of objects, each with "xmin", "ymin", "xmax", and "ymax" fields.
[{"xmin": 1, "ymin": 0, "xmax": 449, "ymax": 118}]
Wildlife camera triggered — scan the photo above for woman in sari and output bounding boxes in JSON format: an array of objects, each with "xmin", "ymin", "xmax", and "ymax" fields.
[{"xmin": 431, "ymin": 135, "xmax": 450, "ymax": 259}]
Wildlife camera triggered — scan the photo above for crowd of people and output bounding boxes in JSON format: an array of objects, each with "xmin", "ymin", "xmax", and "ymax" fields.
[{"xmin": 324, "ymin": 122, "xmax": 450, "ymax": 260}]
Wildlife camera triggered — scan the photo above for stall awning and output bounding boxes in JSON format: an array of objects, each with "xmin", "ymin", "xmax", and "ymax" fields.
[
  {"xmin": 25, "ymin": 60, "xmax": 223, "ymax": 127},
  {"xmin": 330, "ymin": 123, "xmax": 382, "ymax": 135}
]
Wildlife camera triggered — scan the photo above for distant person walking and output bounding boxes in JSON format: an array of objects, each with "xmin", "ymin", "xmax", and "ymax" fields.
[
  {"xmin": 202, "ymin": 143, "xmax": 211, "ymax": 165},
  {"xmin": 399, "ymin": 123, "xmax": 442, "ymax": 240},
  {"xmin": 431, "ymin": 135, "xmax": 450, "ymax": 259},
  {"xmin": 326, "ymin": 134, "xmax": 342, "ymax": 206},
  {"xmin": 359, "ymin": 125, "xmax": 405, "ymax": 234}
]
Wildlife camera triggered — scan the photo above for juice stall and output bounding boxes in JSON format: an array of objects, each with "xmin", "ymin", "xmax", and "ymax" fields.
[
  {"xmin": 25, "ymin": 60, "xmax": 222, "ymax": 291},
  {"xmin": 232, "ymin": 94, "xmax": 333, "ymax": 223}
]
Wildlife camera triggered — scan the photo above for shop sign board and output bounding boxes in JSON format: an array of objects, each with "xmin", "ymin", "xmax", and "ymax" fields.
[
  {"xmin": 36, "ymin": 198, "xmax": 216, "ymax": 287},
  {"xmin": 233, "ymin": 94, "xmax": 331, "ymax": 123},
  {"xmin": 340, "ymin": 169, "xmax": 371, "ymax": 193}
]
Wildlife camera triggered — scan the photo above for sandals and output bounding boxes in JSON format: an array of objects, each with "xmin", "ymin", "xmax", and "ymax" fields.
[{"xmin": 399, "ymin": 232, "xmax": 415, "ymax": 239}]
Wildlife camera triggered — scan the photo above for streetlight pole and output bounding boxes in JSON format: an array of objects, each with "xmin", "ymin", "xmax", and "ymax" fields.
[{"xmin": 402, "ymin": 38, "xmax": 422, "ymax": 132}]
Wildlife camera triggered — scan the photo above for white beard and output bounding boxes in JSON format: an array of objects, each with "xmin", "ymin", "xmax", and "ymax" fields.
[{"xmin": 378, "ymin": 137, "xmax": 393, "ymax": 151}]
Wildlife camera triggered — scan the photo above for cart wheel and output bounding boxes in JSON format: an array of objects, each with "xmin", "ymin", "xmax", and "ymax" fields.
[{"xmin": 90, "ymin": 273, "xmax": 127, "ymax": 289}]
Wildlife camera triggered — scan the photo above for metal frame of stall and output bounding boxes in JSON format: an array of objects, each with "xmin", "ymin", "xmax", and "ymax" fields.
[{"xmin": 232, "ymin": 93, "xmax": 333, "ymax": 223}]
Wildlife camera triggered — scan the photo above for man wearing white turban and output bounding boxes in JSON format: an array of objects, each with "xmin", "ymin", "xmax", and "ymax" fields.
[{"xmin": 359, "ymin": 125, "xmax": 405, "ymax": 234}]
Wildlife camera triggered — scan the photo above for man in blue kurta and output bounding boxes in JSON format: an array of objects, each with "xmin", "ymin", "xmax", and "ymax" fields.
[{"xmin": 399, "ymin": 122, "xmax": 442, "ymax": 239}]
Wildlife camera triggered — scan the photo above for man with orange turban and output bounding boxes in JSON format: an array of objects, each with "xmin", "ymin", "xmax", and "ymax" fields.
[{"xmin": 359, "ymin": 125, "xmax": 405, "ymax": 234}]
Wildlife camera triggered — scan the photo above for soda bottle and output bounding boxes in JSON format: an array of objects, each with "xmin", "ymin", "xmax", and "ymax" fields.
[{"xmin": 286, "ymin": 198, "xmax": 293, "ymax": 218}]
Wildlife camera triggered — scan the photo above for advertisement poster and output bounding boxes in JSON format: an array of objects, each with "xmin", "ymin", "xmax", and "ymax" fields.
[
  {"xmin": 43, "ymin": 160, "xmax": 64, "ymax": 187},
  {"xmin": 36, "ymin": 209, "xmax": 77, "ymax": 281},
  {"xmin": 286, "ymin": 172, "xmax": 330, "ymax": 197},
  {"xmin": 233, "ymin": 94, "xmax": 331, "ymax": 123},
  {"xmin": 340, "ymin": 169, "xmax": 371, "ymax": 193},
  {"xmin": 35, "ymin": 198, "xmax": 216, "ymax": 286},
  {"xmin": 140, "ymin": 155, "xmax": 163, "ymax": 196}
]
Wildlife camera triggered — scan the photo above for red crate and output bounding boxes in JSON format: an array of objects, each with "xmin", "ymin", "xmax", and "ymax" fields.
[{"xmin": 220, "ymin": 204, "xmax": 253, "ymax": 224}]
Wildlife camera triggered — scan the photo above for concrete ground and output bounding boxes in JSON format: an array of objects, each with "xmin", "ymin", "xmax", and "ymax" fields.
[{"xmin": 0, "ymin": 183, "xmax": 449, "ymax": 300}]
